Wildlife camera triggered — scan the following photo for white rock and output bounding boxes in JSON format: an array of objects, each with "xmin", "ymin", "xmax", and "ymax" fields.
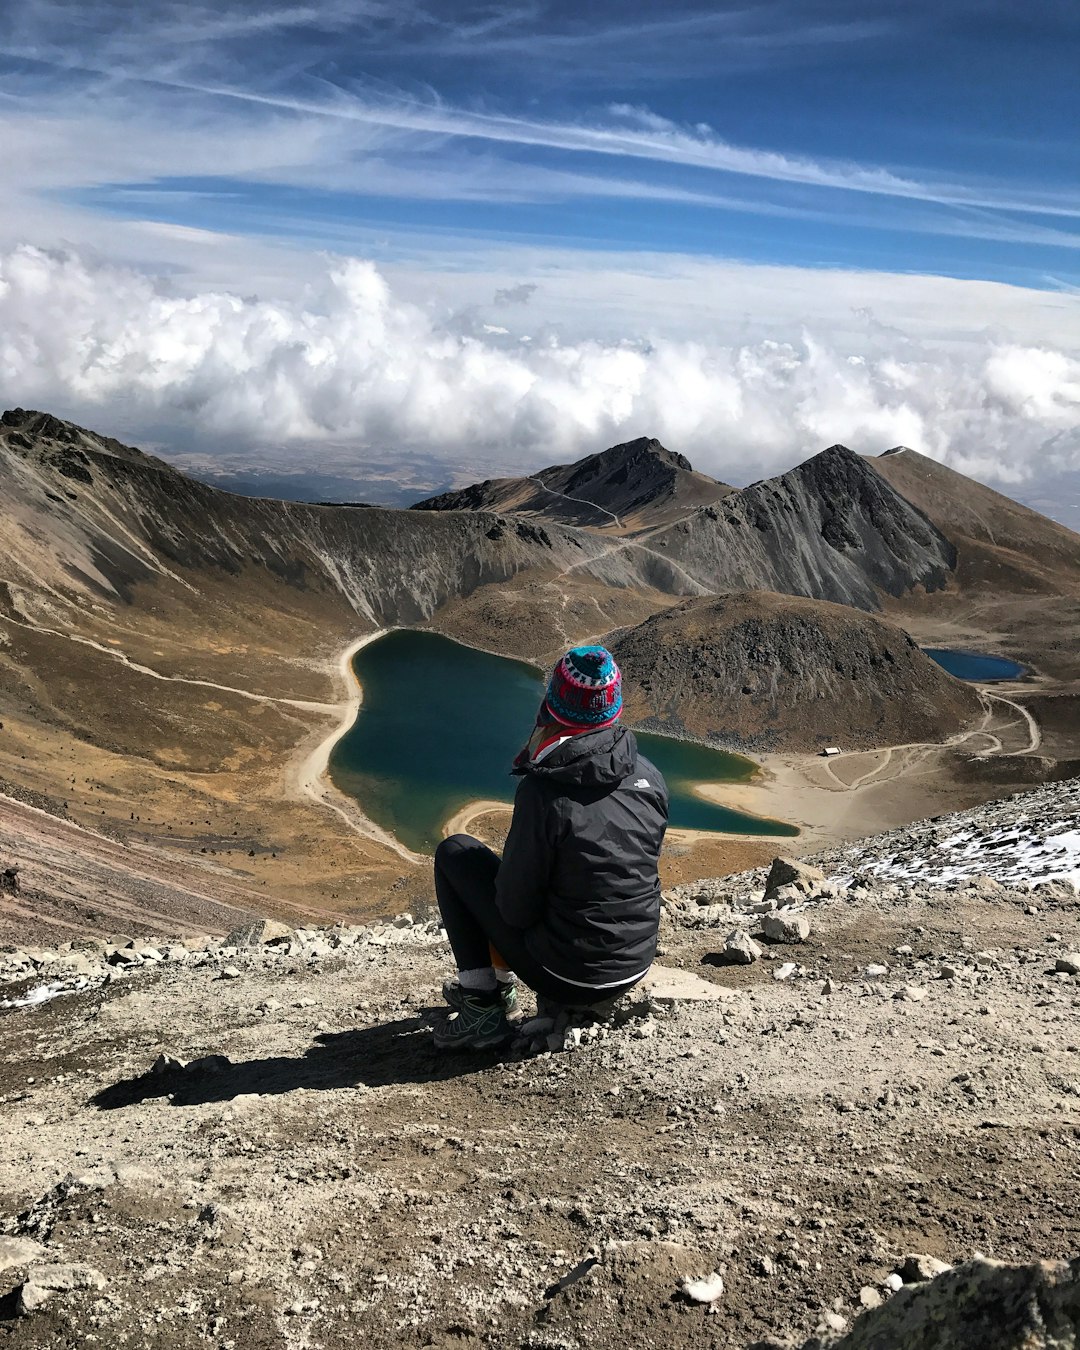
[
  {"xmin": 899, "ymin": 1253, "xmax": 951, "ymax": 1283},
  {"xmin": 18, "ymin": 1263, "xmax": 108, "ymax": 1313},
  {"xmin": 16, "ymin": 1282, "xmax": 49, "ymax": 1315},
  {"xmin": 763, "ymin": 909, "xmax": 811, "ymax": 944},
  {"xmin": 219, "ymin": 966, "xmax": 241, "ymax": 980},
  {"xmin": 865, "ymin": 964, "xmax": 890, "ymax": 979},
  {"xmin": 774, "ymin": 962, "xmax": 798, "ymax": 981},
  {"xmin": 682, "ymin": 1273, "xmax": 724, "ymax": 1304},
  {"xmin": 0, "ymin": 1237, "xmax": 45, "ymax": 1274}
]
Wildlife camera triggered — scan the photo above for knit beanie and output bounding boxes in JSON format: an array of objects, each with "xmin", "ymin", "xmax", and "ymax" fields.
[{"xmin": 544, "ymin": 646, "xmax": 623, "ymax": 728}]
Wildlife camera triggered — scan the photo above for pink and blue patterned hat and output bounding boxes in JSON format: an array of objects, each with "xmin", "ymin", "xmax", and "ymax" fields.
[{"xmin": 544, "ymin": 646, "xmax": 623, "ymax": 728}]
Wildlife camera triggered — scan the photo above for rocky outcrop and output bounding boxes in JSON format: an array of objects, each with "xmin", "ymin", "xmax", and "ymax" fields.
[{"xmin": 611, "ymin": 591, "xmax": 982, "ymax": 751}]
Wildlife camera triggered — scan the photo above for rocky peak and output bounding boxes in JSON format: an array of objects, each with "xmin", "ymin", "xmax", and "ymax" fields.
[
  {"xmin": 1, "ymin": 407, "xmax": 149, "ymax": 465},
  {"xmin": 566, "ymin": 436, "xmax": 693, "ymax": 478}
]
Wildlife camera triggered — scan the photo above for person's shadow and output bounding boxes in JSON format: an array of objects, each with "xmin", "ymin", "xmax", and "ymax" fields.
[{"xmin": 91, "ymin": 1011, "xmax": 500, "ymax": 1110}]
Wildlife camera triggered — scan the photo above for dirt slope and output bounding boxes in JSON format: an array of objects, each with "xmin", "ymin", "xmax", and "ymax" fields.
[
  {"xmin": 0, "ymin": 777, "xmax": 1078, "ymax": 1349},
  {"xmin": 872, "ymin": 446, "xmax": 1080, "ymax": 587}
]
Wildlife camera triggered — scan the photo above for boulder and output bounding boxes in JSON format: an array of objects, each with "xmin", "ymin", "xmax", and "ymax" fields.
[
  {"xmin": 794, "ymin": 1256, "xmax": 1079, "ymax": 1350},
  {"xmin": 765, "ymin": 856, "xmax": 825, "ymax": 900},
  {"xmin": 763, "ymin": 909, "xmax": 811, "ymax": 944},
  {"xmin": 17, "ymin": 1263, "xmax": 107, "ymax": 1315},
  {"xmin": 722, "ymin": 929, "xmax": 762, "ymax": 965},
  {"xmin": 966, "ymin": 875, "xmax": 1005, "ymax": 897},
  {"xmin": 640, "ymin": 966, "xmax": 736, "ymax": 1005},
  {"xmin": 150, "ymin": 1053, "xmax": 187, "ymax": 1075},
  {"xmin": 1055, "ymin": 953, "xmax": 1080, "ymax": 976},
  {"xmin": 106, "ymin": 948, "xmax": 141, "ymax": 967},
  {"xmin": 187, "ymin": 1055, "xmax": 232, "ymax": 1074},
  {"xmin": 899, "ymin": 1253, "xmax": 952, "ymax": 1283},
  {"xmin": 224, "ymin": 919, "xmax": 292, "ymax": 948}
]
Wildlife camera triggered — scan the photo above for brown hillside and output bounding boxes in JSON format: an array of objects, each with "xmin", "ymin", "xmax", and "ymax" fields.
[
  {"xmin": 872, "ymin": 447, "xmax": 1080, "ymax": 594},
  {"xmin": 611, "ymin": 591, "xmax": 983, "ymax": 753}
]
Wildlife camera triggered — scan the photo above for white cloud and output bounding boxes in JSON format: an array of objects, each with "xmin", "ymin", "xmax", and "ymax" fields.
[{"xmin": 2, "ymin": 243, "xmax": 1079, "ymax": 489}]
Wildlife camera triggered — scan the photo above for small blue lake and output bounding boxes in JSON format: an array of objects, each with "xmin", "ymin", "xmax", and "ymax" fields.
[
  {"xmin": 329, "ymin": 630, "xmax": 797, "ymax": 854},
  {"xmin": 925, "ymin": 648, "xmax": 1028, "ymax": 683}
]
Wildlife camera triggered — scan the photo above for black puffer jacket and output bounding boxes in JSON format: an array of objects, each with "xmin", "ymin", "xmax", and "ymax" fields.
[{"xmin": 494, "ymin": 724, "xmax": 669, "ymax": 989}]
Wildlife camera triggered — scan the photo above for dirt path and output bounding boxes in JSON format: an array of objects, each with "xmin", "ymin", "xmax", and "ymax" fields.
[
  {"xmin": 985, "ymin": 691, "xmax": 1042, "ymax": 753},
  {"xmin": 524, "ymin": 476, "xmax": 622, "ymax": 527},
  {"xmin": 817, "ymin": 686, "xmax": 1041, "ymax": 795}
]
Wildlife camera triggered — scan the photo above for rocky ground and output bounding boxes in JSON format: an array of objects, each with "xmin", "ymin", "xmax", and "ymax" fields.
[{"xmin": 1, "ymin": 780, "xmax": 1079, "ymax": 1348}]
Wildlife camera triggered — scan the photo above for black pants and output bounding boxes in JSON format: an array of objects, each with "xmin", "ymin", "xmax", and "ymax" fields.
[{"xmin": 434, "ymin": 833, "xmax": 628, "ymax": 1007}]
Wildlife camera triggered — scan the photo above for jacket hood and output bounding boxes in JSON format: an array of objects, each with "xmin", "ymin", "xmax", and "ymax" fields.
[{"xmin": 515, "ymin": 723, "xmax": 638, "ymax": 788}]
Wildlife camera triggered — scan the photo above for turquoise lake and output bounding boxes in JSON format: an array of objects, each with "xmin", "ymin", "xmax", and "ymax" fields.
[
  {"xmin": 329, "ymin": 630, "xmax": 797, "ymax": 854},
  {"xmin": 925, "ymin": 648, "xmax": 1028, "ymax": 682}
]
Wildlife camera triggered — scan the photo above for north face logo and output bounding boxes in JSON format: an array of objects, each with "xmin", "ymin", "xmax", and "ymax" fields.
[{"xmin": 633, "ymin": 778, "xmax": 651, "ymax": 788}]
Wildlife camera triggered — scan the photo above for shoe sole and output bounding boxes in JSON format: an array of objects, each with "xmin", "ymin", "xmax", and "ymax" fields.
[{"xmin": 432, "ymin": 1031, "xmax": 512, "ymax": 1052}]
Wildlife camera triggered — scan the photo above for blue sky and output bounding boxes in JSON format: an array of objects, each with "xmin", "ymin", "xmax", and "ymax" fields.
[
  {"xmin": 0, "ymin": 0, "xmax": 1078, "ymax": 493},
  {"xmin": 3, "ymin": 0, "xmax": 1080, "ymax": 280}
]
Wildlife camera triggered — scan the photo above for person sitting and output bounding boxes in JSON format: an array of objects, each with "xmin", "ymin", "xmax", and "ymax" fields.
[{"xmin": 432, "ymin": 645, "xmax": 669, "ymax": 1051}]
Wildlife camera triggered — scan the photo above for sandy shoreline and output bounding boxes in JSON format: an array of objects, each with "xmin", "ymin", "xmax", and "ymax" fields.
[
  {"xmin": 290, "ymin": 629, "xmax": 424, "ymax": 865},
  {"xmin": 442, "ymin": 799, "xmax": 512, "ymax": 839}
]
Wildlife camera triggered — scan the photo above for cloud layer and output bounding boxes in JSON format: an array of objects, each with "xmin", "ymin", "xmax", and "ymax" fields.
[{"xmin": 1, "ymin": 244, "xmax": 1078, "ymax": 485}]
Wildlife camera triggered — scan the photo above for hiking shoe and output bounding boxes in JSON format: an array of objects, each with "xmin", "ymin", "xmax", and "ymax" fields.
[
  {"xmin": 432, "ymin": 994, "xmax": 513, "ymax": 1052},
  {"xmin": 442, "ymin": 976, "xmax": 519, "ymax": 1017}
]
